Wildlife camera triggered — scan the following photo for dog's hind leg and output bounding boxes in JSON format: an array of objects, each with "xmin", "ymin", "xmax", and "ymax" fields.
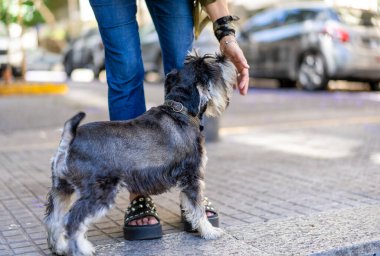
[
  {"xmin": 64, "ymin": 178, "xmax": 119, "ymax": 256},
  {"xmin": 180, "ymin": 156, "xmax": 224, "ymax": 239},
  {"xmin": 44, "ymin": 176, "xmax": 75, "ymax": 255}
]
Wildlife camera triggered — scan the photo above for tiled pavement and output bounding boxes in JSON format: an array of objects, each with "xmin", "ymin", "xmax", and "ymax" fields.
[{"xmin": 1, "ymin": 82, "xmax": 380, "ymax": 255}]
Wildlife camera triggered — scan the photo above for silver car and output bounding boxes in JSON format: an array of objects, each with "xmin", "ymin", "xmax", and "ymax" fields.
[{"xmin": 239, "ymin": 2, "xmax": 380, "ymax": 91}]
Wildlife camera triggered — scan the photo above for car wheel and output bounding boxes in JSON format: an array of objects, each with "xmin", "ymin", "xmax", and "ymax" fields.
[
  {"xmin": 369, "ymin": 81, "xmax": 380, "ymax": 91},
  {"xmin": 64, "ymin": 53, "xmax": 74, "ymax": 78},
  {"xmin": 84, "ymin": 55, "xmax": 101, "ymax": 78},
  {"xmin": 278, "ymin": 79, "xmax": 296, "ymax": 88},
  {"xmin": 297, "ymin": 52, "xmax": 328, "ymax": 91}
]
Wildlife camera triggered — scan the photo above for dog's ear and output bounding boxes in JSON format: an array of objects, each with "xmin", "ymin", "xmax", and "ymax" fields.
[{"xmin": 164, "ymin": 69, "xmax": 179, "ymax": 96}]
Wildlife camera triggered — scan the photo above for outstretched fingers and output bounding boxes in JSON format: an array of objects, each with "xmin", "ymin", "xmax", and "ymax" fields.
[{"xmin": 221, "ymin": 36, "xmax": 250, "ymax": 95}]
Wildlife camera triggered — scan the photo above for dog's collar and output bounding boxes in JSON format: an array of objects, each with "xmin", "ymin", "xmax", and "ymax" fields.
[{"xmin": 163, "ymin": 100, "xmax": 200, "ymax": 127}]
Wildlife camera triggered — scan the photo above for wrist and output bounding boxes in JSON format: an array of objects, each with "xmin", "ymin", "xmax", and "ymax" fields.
[
  {"xmin": 213, "ymin": 15, "xmax": 239, "ymax": 42},
  {"xmin": 219, "ymin": 35, "xmax": 237, "ymax": 54}
]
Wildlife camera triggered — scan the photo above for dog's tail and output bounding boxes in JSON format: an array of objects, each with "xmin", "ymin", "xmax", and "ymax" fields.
[
  {"xmin": 51, "ymin": 112, "xmax": 85, "ymax": 177},
  {"xmin": 62, "ymin": 112, "xmax": 86, "ymax": 143}
]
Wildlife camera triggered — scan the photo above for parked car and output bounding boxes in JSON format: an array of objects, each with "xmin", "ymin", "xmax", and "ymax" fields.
[
  {"xmin": 63, "ymin": 24, "xmax": 219, "ymax": 82},
  {"xmin": 238, "ymin": 2, "xmax": 380, "ymax": 91},
  {"xmin": 63, "ymin": 28, "xmax": 105, "ymax": 78}
]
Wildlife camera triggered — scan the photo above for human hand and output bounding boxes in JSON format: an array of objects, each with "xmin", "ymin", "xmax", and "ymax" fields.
[{"xmin": 220, "ymin": 35, "xmax": 250, "ymax": 95}]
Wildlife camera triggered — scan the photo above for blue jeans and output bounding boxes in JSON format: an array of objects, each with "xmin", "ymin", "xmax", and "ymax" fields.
[{"xmin": 89, "ymin": 0, "xmax": 194, "ymax": 120}]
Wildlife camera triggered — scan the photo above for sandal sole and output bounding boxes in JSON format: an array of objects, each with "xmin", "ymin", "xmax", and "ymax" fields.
[{"xmin": 123, "ymin": 223, "xmax": 163, "ymax": 240}]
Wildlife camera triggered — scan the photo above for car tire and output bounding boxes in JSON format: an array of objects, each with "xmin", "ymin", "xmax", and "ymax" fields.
[
  {"xmin": 297, "ymin": 52, "xmax": 328, "ymax": 91},
  {"xmin": 278, "ymin": 79, "xmax": 296, "ymax": 88},
  {"xmin": 86, "ymin": 55, "xmax": 101, "ymax": 78},
  {"xmin": 64, "ymin": 53, "xmax": 74, "ymax": 78},
  {"xmin": 369, "ymin": 81, "xmax": 380, "ymax": 91}
]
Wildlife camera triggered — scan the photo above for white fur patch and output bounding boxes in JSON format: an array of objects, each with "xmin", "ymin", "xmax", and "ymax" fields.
[
  {"xmin": 70, "ymin": 207, "xmax": 109, "ymax": 256},
  {"xmin": 54, "ymin": 233, "xmax": 69, "ymax": 255},
  {"xmin": 180, "ymin": 191, "xmax": 204, "ymax": 229},
  {"xmin": 205, "ymin": 59, "xmax": 236, "ymax": 117},
  {"xmin": 51, "ymin": 146, "xmax": 68, "ymax": 178},
  {"xmin": 219, "ymin": 60, "xmax": 237, "ymax": 94},
  {"xmin": 198, "ymin": 216, "xmax": 225, "ymax": 240},
  {"xmin": 51, "ymin": 119, "xmax": 77, "ymax": 178},
  {"xmin": 45, "ymin": 193, "xmax": 72, "ymax": 254}
]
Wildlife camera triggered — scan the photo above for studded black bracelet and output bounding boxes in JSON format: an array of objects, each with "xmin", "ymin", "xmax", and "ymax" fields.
[
  {"xmin": 213, "ymin": 15, "xmax": 240, "ymax": 42},
  {"xmin": 214, "ymin": 15, "xmax": 240, "ymax": 27}
]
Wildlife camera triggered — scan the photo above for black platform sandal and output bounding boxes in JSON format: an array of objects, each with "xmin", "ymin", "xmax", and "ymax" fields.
[
  {"xmin": 123, "ymin": 195, "xmax": 163, "ymax": 240},
  {"xmin": 182, "ymin": 197, "xmax": 219, "ymax": 233}
]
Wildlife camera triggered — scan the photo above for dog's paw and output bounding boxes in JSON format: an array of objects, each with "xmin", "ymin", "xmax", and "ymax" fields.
[
  {"xmin": 81, "ymin": 239, "xmax": 95, "ymax": 256},
  {"xmin": 52, "ymin": 234, "xmax": 69, "ymax": 255},
  {"xmin": 201, "ymin": 227, "xmax": 225, "ymax": 240},
  {"xmin": 47, "ymin": 236, "xmax": 54, "ymax": 250},
  {"xmin": 69, "ymin": 238, "xmax": 95, "ymax": 256}
]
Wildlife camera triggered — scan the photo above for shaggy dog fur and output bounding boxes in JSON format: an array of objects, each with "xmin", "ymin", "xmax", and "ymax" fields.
[{"xmin": 44, "ymin": 53, "xmax": 237, "ymax": 256}]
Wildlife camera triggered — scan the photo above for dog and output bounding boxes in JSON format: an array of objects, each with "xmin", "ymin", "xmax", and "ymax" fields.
[{"xmin": 44, "ymin": 52, "xmax": 237, "ymax": 256}]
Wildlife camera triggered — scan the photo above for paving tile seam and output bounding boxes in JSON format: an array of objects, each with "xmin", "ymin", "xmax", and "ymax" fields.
[
  {"xmin": 211, "ymin": 184, "xmax": 323, "ymax": 215},
  {"xmin": 0, "ymin": 200, "xmax": 45, "ymax": 255},
  {"xmin": 0, "ymin": 159, "xmax": 57, "ymax": 254},
  {"xmin": 3, "ymin": 171, "xmax": 48, "ymax": 213},
  {"xmin": 213, "ymin": 170, "xmax": 380, "ymax": 206}
]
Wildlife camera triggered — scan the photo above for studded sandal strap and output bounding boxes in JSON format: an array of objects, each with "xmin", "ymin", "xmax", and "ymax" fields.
[
  {"xmin": 124, "ymin": 195, "xmax": 160, "ymax": 224},
  {"xmin": 203, "ymin": 197, "xmax": 217, "ymax": 214},
  {"xmin": 181, "ymin": 197, "xmax": 218, "ymax": 215}
]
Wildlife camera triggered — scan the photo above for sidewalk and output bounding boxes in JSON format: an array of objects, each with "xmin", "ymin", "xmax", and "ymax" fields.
[{"xmin": 1, "ymin": 82, "xmax": 380, "ymax": 255}]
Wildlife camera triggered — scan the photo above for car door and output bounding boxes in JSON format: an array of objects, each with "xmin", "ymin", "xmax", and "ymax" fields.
[
  {"xmin": 277, "ymin": 8, "xmax": 321, "ymax": 78},
  {"xmin": 239, "ymin": 9, "xmax": 282, "ymax": 78}
]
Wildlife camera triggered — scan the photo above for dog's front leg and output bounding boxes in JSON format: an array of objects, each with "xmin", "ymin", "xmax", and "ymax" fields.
[{"xmin": 180, "ymin": 178, "xmax": 224, "ymax": 239}]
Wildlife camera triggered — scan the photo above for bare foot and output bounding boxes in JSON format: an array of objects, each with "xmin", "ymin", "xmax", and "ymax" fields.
[{"xmin": 128, "ymin": 194, "xmax": 159, "ymax": 226}]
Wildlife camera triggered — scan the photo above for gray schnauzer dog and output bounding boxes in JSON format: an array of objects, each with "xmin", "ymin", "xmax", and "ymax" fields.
[{"xmin": 44, "ymin": 53, "xmax": 237, "ymax": 256}]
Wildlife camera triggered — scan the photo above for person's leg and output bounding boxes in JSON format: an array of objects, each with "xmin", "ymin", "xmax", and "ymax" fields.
[
  {"xmin": 145, "ymin": 0, "xmax": 194, "ymax": 75},
  {"xmin": 125, "ymin": 0, "xmax": 195, "ymax": 226},
  {"xmin": 89, "ymin": 0, "xmax": 146, "ymax": 121},
  {"xmin": 145, "ymin": 0, "xmax": 215, "ymax": 219},
  {"xmin": 90, "ymin": 0, "xmax": 157, "ymax": 228}
]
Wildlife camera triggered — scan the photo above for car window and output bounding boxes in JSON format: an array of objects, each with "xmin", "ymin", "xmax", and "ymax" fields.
[
  {"xmin": 336, "ymin": 8, "xmax": 380, "ymax": 27},
  {"xmin": 283, "ymin": 9, "xmax": 320, "ymax": 25},
  {"xmin": 244, "ymin": 10, "xmax": 281, "ymax": 33}
]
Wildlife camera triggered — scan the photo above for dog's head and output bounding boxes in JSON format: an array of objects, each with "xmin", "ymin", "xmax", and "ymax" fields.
[{"xmin": 164, "ymin": 52, "xmax": 237, "ymax": 117}]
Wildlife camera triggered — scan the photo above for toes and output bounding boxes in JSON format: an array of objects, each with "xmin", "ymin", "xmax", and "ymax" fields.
[
  {"xmin": 128, "ymin": 217, "xmax": 158, "ymax": 226},
  {"xmin": 148, "ymin": 217, "xmax": 158, "ymax": 225},
  {"xmin": 206, "ymin": 211, "xmax": 214, "ymax": 217}
]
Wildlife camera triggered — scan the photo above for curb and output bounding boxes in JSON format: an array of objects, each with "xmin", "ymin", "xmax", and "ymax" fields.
[
  {"xmin": 0, "ymin": 83, "xmax": 68, "ymax": 96},
  {"xmin": 96, "ymin": 205, "xmax": 380, "ymax": 255}
]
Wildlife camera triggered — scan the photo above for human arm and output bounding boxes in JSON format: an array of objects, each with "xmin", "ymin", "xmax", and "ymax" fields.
[{"xmin": 202, "ymin": 0, "xmax": 250, "ymax": 95}]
